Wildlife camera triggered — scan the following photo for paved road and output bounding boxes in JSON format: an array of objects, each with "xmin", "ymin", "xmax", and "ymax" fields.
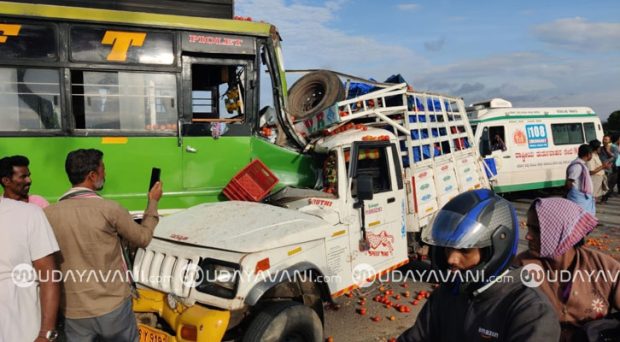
[{"xmin": 324, "ymin": 191, "xmax": 620, "ymax": 342}]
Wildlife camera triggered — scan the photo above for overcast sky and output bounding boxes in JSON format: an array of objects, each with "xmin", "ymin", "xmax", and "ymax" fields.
[{"xmin": 237, "ymin": 0, "xmax": 620, "ymax": 120}]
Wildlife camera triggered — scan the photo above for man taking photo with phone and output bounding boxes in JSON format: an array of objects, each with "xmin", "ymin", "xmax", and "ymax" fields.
[{"xmin": 44, "ymin": 149, "xmax": 163, "ymax": 341}]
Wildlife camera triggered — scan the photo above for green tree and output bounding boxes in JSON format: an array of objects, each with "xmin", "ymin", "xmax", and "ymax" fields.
[{"xmin": 608, "ymin": 110, "xmax": 620, "ymax": 131}]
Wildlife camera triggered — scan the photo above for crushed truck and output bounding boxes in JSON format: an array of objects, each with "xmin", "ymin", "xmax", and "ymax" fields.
[{"xmin": 132, "ymin": 71, "xmax": 490, "ymax": 341}]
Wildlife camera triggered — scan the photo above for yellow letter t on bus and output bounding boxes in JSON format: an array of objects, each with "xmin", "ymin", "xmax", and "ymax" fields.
[
  {"xmin": 101, "ymin": 31, "xmax": 146, "ymax": 62},
  {"xmin": 0, "ymin": 24, "xmax": 21, "ymax": 43}
]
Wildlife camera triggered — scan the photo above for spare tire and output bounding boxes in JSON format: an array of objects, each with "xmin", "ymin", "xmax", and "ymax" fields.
[{"xmin": 288, "ymin": 70, "xmax": 344, "ymax": 119}]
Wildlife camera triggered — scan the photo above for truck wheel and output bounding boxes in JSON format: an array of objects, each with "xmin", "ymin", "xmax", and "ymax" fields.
[
  {"xmin": 243, "ymin": 301, "xmax": 323, "ymax": 342},
  {"xmin": 288, "ymin": 70, "xmax": 344, "ymax": 119}
]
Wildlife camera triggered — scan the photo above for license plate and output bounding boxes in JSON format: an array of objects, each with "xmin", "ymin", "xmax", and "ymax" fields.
[{"xmin": 138, "ymin": 324, "xmax": 169, "ymax": 342}]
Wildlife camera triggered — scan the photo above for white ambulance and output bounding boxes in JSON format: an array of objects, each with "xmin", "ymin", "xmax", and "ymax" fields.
[{"xmin": 467, "ymin": 98, "xmax": 604, "ymax": 193}]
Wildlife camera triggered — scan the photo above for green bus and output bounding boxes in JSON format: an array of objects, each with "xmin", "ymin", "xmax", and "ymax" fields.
[{"xmin": 0, "ymin": 0, "xmax": 316, "ymax": 211}]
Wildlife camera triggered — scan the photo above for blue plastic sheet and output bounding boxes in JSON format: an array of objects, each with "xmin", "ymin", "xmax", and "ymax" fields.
[
  {"xmin": 427, "ymin": 98, "xmax": 441, "ymax": 111},
  {"xmin": 422, "ymin": 145, "xmax": 431, "ymax": 159},
  {"xmin": 347, "ymin": 81, "xmax": 375, "ymax": 99},
  {"xmin": 413, "ymin": 147, "xmax": 421, "ymax": 162},
  {"xmin": 408, "ymin": 96, "xmax": 424, "ymax": 111},
  {"xmin": 483, "ymin": 158, "xmax": 497, "ymax": 178}
]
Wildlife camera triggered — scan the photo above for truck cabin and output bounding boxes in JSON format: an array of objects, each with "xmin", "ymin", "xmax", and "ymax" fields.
[{"xmin": 318, "ymin": 129, "xmax": 398, "ymax": 198}]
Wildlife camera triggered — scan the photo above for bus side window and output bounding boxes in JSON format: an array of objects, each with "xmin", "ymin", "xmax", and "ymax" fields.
[
  {"xmin": 71, "ymin": 70, "xmax": 177, "ymax": 131},
  {"xmin": 0, "ymin": 67, "xmax": 61, "ymax": 131},
  {"xmin": 190, "ymin": 64, "xmax": 245, "ymax": 123}
]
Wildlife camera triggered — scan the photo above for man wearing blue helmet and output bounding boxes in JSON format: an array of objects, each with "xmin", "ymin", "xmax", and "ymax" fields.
[{"xmin": 399, "ymin": 189, "xmax": 560, "ymax": 341}]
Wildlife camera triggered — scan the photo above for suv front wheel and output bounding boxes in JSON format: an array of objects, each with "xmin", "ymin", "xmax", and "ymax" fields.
[{"xmin": 243, "ymin": 301, "xmax": 323, "ymax": 342}]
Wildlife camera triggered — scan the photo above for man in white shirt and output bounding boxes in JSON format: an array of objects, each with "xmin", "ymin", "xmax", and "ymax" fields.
[{"xmin": 0, "ymin": 196, "xmax": 60, "ymax": 341}]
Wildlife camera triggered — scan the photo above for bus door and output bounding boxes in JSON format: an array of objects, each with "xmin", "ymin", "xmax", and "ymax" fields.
[{"xmin": 180, "ymin": 56, "xmax": 255, "ymax": 195}]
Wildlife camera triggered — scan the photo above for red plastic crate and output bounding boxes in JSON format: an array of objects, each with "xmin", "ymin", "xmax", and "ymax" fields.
[
  {"xmin": 222, "ymin": 182, "xmax": 246, "ymax": 201},
  {"xmin": 223, "ymin": 159, "xmax": 279, "ymax": 202}
]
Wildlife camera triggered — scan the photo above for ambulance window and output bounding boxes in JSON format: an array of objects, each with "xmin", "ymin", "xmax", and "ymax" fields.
[
  {"xmin": 489, "ymin": 126, "xmax": 506, "ymax": 151},
  {"xmin": 551, "ymin": 123, "xmax": 583, "ymax": 145},
  {"xmin": 584, "ymin": 123, "xmax": 596, "ymax": 143}
]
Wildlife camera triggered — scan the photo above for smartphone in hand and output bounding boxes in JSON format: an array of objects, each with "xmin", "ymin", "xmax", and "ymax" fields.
[{"xmin": 149, "ymin": 167, "xmax": 161, "ymax": 191}]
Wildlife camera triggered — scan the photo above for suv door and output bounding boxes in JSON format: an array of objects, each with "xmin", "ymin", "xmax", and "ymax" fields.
[{"xmin": 347, "ymin": 141, "xmax": 408, "ymax": 284}]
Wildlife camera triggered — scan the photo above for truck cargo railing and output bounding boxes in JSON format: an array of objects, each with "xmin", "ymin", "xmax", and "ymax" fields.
[
  {"xmin": 331, "ymin": 76, "xmax": 490, "ymax": 227},
  {"xmin": 289, "ymin": 70, "xmax": 490, "ymax": 229}
]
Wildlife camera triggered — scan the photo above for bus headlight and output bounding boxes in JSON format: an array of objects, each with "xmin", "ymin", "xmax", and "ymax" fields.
[{"xmin": 196, "ymin": 258, "xmax": 240, "ymax": 299}]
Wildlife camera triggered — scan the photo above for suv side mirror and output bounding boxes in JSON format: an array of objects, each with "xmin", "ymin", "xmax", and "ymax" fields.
[{"xmin": 356, "ymin": 174, "xmax": 374, "ymax": 201}]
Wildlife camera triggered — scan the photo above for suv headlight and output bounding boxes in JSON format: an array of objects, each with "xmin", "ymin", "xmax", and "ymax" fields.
[{"xmin": 196, "ymin": 258, "xmax": 240, "ymax": 299}]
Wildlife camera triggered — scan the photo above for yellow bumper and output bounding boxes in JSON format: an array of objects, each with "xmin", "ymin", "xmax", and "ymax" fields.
[{"xmin": 133, "ymin": 288, "xmax": 230, "ymax": 342}]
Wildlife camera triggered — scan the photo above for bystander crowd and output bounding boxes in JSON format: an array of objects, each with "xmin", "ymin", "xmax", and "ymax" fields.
[
  {"xmin": 565, "ymin": 144, "xmax": 596, "ymax": 215},
  {"xmin": 600, "ymin": 135, "xmax": 618, "ymax": 202},
  {"xmin": 44, "ymin": 149, "xmax": 162, "ymax": 341},
  {"xmin": 517, "ymin": 197, "xmax": 620, "ymax": 341},
  {"xmin": 0, "ymin": 155, "xmax": 50, "ymax": 208},
  {"xmin": 587, "ymin": 140, "xmax": 611, "ymax": 205},
  {"xmin": 1, "ymin": 156, "xmax": 60, "ymax": 341},
  {"xmin": 399, "ymin": 190, "xmax": 560, "ymax": 341}
]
